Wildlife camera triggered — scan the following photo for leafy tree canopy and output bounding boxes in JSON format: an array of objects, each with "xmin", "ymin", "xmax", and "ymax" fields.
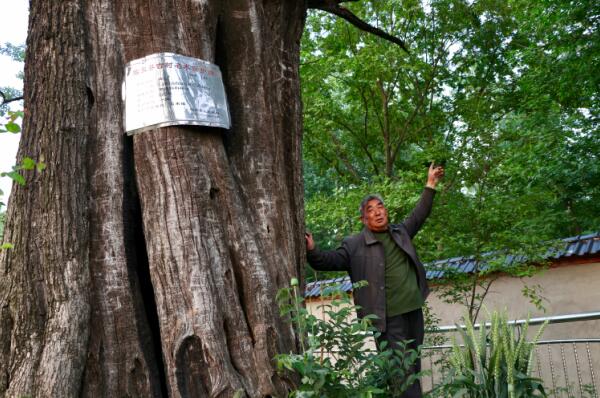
[{"xmin": 301, "ymin": 0, "xmax": 599, "ymax": 293}]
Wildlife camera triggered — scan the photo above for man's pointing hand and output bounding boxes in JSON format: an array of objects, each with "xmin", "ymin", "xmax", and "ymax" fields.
[{"xmin": 426, "ymin": 162, "xmax": 445, "ymax": 189}]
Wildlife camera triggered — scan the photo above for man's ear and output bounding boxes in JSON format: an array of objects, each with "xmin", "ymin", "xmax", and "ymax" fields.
[{"xmin": 359, "ymin": 215, "xmax": 366, "ymax": 225}]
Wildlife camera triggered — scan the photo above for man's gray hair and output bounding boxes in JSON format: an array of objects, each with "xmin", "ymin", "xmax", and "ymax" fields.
[{"xmin": 359, "ymin": 194, "xmax": 385, "ymax": 216}]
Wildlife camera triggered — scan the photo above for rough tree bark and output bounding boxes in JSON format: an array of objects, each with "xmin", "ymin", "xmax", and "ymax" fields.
[
  {"xmin": 1, "ymin": 0, "xmax": 305, "ymax": 397},
  {"xmin": 0, "ymin": 1, "xmax": 403, "ymax": 397}
]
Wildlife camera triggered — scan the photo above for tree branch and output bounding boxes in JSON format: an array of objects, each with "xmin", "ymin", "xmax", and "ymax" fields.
[
  {"xmin": 328, "ymin": 131, "xmax": 363, "ymax": 183},
  {"xmin": 358, "ymin": 90, "xmax": 380, "ymax": 176},
  {"xmin": 377, "ymin": 79, "xmax": 393, "ymax": 176},
  {"xmin": 307, "ymin": 0, "xmax": 410, "ymax": 54},
  {"xmin": 472, "ymin": 275, "xmax": 499, "ymax": 323},
  {"xmin": 331, "ymin": 113, "xmax": 379, "ymax": 176},
  {"xmin": 0, "ymin": 90, "xmax": 24, "ymax": 106},
  {"xmin": 318, "ymin": 151, "xmax": 349, "ymax": 180}
]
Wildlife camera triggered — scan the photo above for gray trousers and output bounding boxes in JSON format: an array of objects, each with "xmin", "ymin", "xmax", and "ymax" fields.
[{"xmin": 376, "ymin": 308, "xmax": 424, "ymax": 398}]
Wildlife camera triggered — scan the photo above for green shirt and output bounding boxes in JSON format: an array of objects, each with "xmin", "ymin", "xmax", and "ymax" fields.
[{"xmin": 373, "ymin": 231, "xmax": 424, "ymax": 317}]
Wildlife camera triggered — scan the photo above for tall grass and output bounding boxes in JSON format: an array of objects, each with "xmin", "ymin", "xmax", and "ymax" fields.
[{"xmin": 433, "ymin": 310, "xmax": 548, "ymax": 397}]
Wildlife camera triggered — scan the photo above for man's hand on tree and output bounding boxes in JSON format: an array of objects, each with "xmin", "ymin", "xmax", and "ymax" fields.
[
  {"xmin": 305, "ymin": 232, "xmax": 315, "ymax": 251},
  {"xmin": 426, "ymin": 162, "xmax": 445, "ymax": 189}
]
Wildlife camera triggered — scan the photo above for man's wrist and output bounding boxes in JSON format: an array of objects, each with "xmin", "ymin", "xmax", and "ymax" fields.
[{"xmin": 425, "ymin": 182, "xmax": 437, "ymax": 190}]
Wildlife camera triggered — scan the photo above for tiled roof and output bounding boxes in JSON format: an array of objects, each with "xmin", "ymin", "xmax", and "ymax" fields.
[{"xmin": 304, "ymin": 232, "xmax": 600, "ymax": 298}]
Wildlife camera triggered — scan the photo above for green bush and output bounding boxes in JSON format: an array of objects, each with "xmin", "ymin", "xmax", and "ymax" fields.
[
  {"xmin": 432, "ymin": 310, "xmax": 548, "ymax": 398},
  {"xmin": 276, "ymin": 279, "xmax": 425, "ymax": 397}
]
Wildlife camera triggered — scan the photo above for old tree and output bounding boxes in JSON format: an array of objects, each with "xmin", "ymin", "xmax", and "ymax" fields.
[{"xmin": 0, "ymin": 1, "xmax": 406, "ymax": 397}]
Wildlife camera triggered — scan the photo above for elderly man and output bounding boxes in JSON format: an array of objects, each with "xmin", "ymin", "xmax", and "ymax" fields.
[{"xmin": 305, "ymin": 164, "xmax": 444, "ymax": 397}]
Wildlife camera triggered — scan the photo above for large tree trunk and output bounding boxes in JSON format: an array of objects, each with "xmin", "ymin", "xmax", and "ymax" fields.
[{"xmin": 0, "ymin": 1, "xmax": 306, "ymax": 397}]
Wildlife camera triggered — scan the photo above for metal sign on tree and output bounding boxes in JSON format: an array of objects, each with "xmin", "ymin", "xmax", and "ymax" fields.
[{"xmin": 123, "ymin": 52, "xmax": 231, "ymax": 135}]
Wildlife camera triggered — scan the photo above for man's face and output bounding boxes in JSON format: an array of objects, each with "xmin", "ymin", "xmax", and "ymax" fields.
[{"xmin": 361, "ymin": 199, "xmax": 389, "ymax": 232}]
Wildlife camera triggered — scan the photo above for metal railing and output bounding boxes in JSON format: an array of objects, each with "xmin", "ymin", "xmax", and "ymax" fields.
[
  {"xmin": 432, "ymin": 311, "xmax": 600, "ymax": 332},
  {"xmin": 422, "ymin": 311, "xmax": 600, "ymax": 397}
]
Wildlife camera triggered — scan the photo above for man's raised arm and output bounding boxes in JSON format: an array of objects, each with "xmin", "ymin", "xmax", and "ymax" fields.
[{"xmin": 402, "ymin": 163, "xmax": 445, "ymax": 238}]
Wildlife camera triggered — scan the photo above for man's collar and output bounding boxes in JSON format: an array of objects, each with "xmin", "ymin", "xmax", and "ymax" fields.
[
  {"xmin": 389, "ymin": 224, "xmax": 401, "ymax": 232},
  {"xmin": 362, "ymin": 227, "xmax": 388, "ymax": 245},
  {"xmin": 362, "ymin": 224, "xmax": 402, "ymax": 245}
]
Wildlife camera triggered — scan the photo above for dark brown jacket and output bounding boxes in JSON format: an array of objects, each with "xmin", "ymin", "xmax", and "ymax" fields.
[{"xmin": 307, "ymin": 187, "xmax": 435, "ymax": 332}]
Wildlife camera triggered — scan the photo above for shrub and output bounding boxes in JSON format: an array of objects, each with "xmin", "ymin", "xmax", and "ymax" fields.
[{"xmin": 276, "ymin": 280, "xmax": 424, "ymax": 397}]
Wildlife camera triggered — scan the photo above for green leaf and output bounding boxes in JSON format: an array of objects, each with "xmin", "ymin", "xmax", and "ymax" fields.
[
  {"xmin": 20, "ymin": 157, "xmax": 36, "ymax": 171},
  {"xmin": 5, "ymin": 121, "xmax": 21, "ymax": 133},
  {"xmin": 36, "ymin": 161, "xmax": 46, "ymax": 172},
  {"xmin": 1, "ymin": 243, "xmax": 14, "ymax": 250},
  {"xmin": 1, "ymin": 171, "xmax": 26, "ymax": 186}
]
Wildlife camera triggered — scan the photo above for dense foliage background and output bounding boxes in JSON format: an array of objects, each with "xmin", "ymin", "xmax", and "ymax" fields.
[{"xmin": 301, "ymin": 0, "xmax": 599, "ymax": 282}]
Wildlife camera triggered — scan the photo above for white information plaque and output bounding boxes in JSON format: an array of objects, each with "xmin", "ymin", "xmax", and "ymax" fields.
[{"xmin": 123, "ymin": 52, "xmax": 231, "ymax": 135}]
